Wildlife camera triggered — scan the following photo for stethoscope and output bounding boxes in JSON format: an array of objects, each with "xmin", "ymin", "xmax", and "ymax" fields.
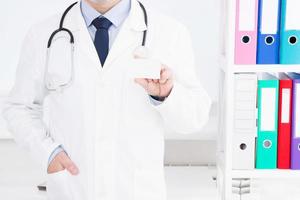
[{"xmin": 45, "ymin": 1, "xmax": 148, "ymax": 92}]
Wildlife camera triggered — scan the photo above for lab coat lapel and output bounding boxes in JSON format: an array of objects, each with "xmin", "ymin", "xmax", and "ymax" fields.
[
  {"xmin": 103, "ymin": 0, "xmax": 147, "ymax": 68},
  {"xmin": 63, "ymin": 0, "xmax": 147, "ymax": 71},
  {"xmin": 66, "ymin": 3, "xmax": 103, "ymax": 68}
]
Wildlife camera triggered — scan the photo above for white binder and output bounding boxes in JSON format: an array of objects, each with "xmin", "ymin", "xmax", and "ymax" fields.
[{"xmin": 232, "ymin": 73, "xmax": 257, "ymax": 169}]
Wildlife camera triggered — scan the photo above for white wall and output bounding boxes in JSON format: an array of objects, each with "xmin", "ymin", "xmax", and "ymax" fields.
[
  {"xmin": 0, "ymin": 0, "xmax": 75, "ymax": 93},
  {"xmin": 0, "ymin": 0, "xmax": 76, "ymax": 139},
  {"xmin": 0, "ymin": 0, "xmax": 221, "ymax": 140}
]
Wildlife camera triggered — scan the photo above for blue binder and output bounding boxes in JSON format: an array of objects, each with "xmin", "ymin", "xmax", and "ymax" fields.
[
  {"xmin": 256, "ymin": 0, "xmax": 281, "ymax": 64},
  {"xmin": 280, "ymin": 0, "xmax": 300, "ymax": 64}
]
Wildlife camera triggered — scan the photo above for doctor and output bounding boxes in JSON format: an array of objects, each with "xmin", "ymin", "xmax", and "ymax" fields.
[{"xmin": 3, "ymin": 0, "xmax": 211, "ymax": 199}]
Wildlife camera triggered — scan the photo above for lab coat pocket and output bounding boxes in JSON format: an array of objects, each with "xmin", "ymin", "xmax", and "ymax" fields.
[
  {"xmin": 133, "ymin": 168, "xmax": 167, "ymax": 200},
  {"xmin": 47, "ymin": 169, "xmax": 73, "ymax": 200}
]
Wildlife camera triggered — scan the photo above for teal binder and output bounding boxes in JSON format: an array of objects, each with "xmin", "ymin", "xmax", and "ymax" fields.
[
  {"xmin": 280, "ymin": 0, "xmax": 300, "ymax": 64},
  {"xmin": 256, "ymin": 75, "xmax": 279, "ymax": 169}
]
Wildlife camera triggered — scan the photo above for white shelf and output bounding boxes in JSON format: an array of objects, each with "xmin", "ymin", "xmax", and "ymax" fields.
[
  {"xmin": 232, "ymin": 65, "xmax": 300, "ymax": 73},
  {"xmin": 232, "ymin": 169, "xmax": 300, "ymax": 179},
  {"xmin": 218, "ymin": 64, "xmax": 300, "ymax": 73},
  {"xmin": 218, "ymin": 56, "xmax": 300, "ymax": 73},
  {"xmin": 0, "ymin": 132, "xmax": 13, "ymax": 139}
]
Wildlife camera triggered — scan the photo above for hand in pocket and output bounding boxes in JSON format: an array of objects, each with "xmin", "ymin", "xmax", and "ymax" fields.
[{"xmin": 47, "ymin": 151, "xmax": 79, "ymax": 175}]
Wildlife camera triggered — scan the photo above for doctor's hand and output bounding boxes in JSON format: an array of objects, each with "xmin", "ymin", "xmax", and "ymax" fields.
[
  {"xmin": 47, "ymin": 151, "xmax": 79, "ymax": 175},
  {"xmin": 134, "ymin": 66, "xmax": 174, "ymax": 99}
]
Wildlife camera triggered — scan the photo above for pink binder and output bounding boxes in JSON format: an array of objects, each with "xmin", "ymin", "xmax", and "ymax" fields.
[{"xmin": 235, "ymin": 0, "xmax": 259, "ymax": 64}]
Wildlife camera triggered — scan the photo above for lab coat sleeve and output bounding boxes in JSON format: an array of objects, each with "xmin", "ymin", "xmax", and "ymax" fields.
[
  {"xmin": 2, "ymin": 28, "xmax": 62, "ymax": 173},
  {"xmin": 149, "ymin": 96, "xmax": 164, "ymax": 106},
  {"xmin": 153, "ymin": 24, "xmax": 212, "ymax": 134},
  {"xmin": 48, "ymin": 146, "xmax": 66, "ymax": 166}
]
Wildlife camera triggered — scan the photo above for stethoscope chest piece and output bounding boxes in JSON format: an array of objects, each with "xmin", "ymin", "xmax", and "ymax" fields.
[
  {"xmin": 45, "ymin": 38, "xmax": 74, "ymax": 92},
  {"xmin": 45, "ymin": 73, "xmax": 66, "ymax": 93}
]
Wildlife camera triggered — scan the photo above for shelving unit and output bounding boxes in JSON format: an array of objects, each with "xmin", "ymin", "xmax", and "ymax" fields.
[
  {"xmin": 216, "ymin": 0, "xmax": 300, "ymax": 199},
  {"xmin": 232, "ymin": 169, "xmax": 300, "ymax": 179}
]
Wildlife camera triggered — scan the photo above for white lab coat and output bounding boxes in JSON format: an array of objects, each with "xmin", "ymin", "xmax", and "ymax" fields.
[{"xmin": 2, "ymin": 1, "xmax": 212, "ymax": 200}]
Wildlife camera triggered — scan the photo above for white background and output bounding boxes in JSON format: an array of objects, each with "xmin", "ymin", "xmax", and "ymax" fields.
[{"xmin": 0, "ymin": 0, "xmax": 221, "ymax": 140}]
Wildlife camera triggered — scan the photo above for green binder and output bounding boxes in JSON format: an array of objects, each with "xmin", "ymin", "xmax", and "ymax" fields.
[{"xmin": 256, "ymin": 75, "xmax": 279, "ymax": 169}]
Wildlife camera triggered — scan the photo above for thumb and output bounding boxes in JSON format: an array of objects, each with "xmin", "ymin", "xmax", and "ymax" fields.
[
  {"xmin": 58, "ymin": 152, "xmax": 79, "ymax": 175},
  {"xmin": 134, "ymin": 78, "xmax": 148, "ymax": 90}
]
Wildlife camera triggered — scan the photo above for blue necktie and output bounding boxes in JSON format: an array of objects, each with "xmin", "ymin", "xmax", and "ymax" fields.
[{"xmin": 92, "ymin": 17, "xmax": 112, "ymax": 66}]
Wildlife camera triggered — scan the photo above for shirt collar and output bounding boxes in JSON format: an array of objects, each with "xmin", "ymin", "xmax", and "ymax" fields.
[{"xmin": 80, "ymin": 0, "xmax": 131, "ymax": 28}]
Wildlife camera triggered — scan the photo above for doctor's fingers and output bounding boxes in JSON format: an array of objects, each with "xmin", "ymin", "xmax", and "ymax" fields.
[
  {"xmin": 58, "ymin": 152, "xmax": 79, "ymax": 175},
  {"xmin": 134, "ymin": 78, "xmax": 149, "ymax": 89},
  {"xmin": 163, "ymin": 78, "xmax": 174, "ymax": 90},
  {"xmin": 152, "ymin": 79, "xmax": 159, "ymax": 83},
  {"xmin": 159, "ymin": 68, "xmax": 173, "ymax": 84}
]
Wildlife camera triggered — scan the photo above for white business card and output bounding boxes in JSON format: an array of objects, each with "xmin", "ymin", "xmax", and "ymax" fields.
[{"xmin": 128, "ymin": 58, "xmax": 162, "ymax": 79}]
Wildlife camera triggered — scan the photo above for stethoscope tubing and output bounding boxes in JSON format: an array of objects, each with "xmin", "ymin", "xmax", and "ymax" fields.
[{"xmin": 45, "ymin": 1, "xmax": 148, "ymax": 91}]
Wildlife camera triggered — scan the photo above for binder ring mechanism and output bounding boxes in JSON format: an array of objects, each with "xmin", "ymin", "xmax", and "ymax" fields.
[
  {"xmin": 241, "ymin": 35, "xmax": 251, "ymax": 44},
  {"xmin": 263, "ymin": 140, "xmax": 272, "ymax": 149},
  {"xmin": 239, "ymin": 143, "xmax": 247, "ymax": 150},
  {"xmin": 288, "ymin": 35, "xmax": 298, "ymax": 45},
  {"xmin": 265, "ymin": 35, "xmax": 275, "ymax": 45}
]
